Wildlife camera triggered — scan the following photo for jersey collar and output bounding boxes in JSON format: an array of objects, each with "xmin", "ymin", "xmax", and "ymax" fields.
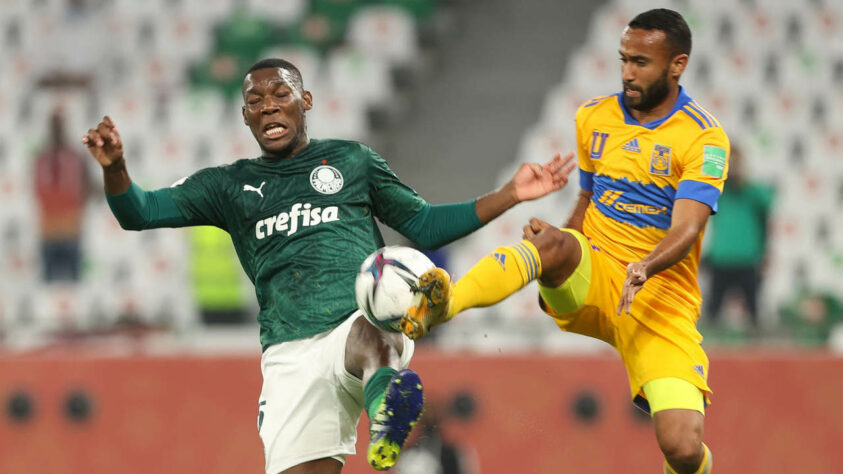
[{"xmin": 616, "ymin": 86, "xmax": 691, "ymax": 130}]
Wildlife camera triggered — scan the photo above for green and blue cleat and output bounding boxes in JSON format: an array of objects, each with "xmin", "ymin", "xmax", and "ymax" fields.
[{"xmin": 367, "ymin": 369, "xmax": 424, "ymax": 471}]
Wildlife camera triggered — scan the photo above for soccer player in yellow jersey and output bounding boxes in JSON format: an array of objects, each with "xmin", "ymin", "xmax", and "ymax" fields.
[{"xmin": 402, "ymin": 9, "xmax": 726, "ymax": 474}]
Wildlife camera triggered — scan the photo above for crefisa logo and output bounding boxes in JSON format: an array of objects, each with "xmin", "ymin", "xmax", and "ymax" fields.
[{"xmin": 310, "ymin": 165, "xmax": 344, "ymax": 194}]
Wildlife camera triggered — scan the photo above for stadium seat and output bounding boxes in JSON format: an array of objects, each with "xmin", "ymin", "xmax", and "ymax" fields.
[
  {"xmin": 247, "ymin": 0, "xmax": 308, "ymax": 27},
  {"xmin": 346, "ymin": 6, "xmax": 419, "ymax": 67},
  {"xmin": 326, "ymin": 47, "xmax": 394, "ymax": 108}
]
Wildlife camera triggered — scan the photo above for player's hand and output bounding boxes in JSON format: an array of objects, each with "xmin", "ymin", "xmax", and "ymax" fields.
[
  {"xmin": 82, "ymin": 116, "xmax": 124, "ymax": 168},
  {"xmin": 510, "ymin": 152, "xmax": 576, "ymax": 202},
  {"xmin": 617, "ymin": 261, "xmax": 648, "ymax": 315},
  {"xmin": 522, "ymin": 217, "xmax": 553, "ymax": 239}
]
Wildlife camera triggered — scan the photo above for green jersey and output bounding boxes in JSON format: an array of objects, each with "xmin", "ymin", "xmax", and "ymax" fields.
[
  {"xmin": 166, "ymin": 139, "xmax": 426, "ymax": 348},
  {"xmin": 107, "ymin": 138, "xmax": 485, "ymax": 350}
]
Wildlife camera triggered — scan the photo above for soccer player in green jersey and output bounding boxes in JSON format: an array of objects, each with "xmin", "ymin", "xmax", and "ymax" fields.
[{"xmin": 82, "ymin": 58, "xmax": 575, "ymax": 473}]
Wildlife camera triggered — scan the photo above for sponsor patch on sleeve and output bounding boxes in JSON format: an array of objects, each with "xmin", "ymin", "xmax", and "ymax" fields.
[{"xmin": 701, "ymin": 145, "xmax": 726, "ymax": 178}]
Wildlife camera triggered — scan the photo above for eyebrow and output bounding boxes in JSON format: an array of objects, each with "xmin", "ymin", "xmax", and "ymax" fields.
[
  {"xmin": 245, "ymin": 81, "xmax": 293, "ymax": 95},
  {"xmin": 618, "ymin": 50, "xmax": 649, "ymax": 61}
]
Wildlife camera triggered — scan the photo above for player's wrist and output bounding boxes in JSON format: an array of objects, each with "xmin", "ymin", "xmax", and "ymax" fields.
[
  {"xmin": 102, "ymin": 155, "xmax": 126, "ymax": 172},
  {"xmin": 501, "ymin": 181, "xmax": 521, "ymax": 204}
]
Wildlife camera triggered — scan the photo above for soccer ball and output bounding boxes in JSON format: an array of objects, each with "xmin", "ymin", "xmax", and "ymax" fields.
[{"xmin": 355, "ymin": 246, "xmax": 435, "ymax": 332}]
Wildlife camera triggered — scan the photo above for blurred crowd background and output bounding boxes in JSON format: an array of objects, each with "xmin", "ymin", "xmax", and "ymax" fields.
[
  {"xmin": 1, "ymin": 0, "xmax": 843, "ymax": 472},
  {"xmin": 2, "ymin": 0, "xmax": 841, "ymax": 352}
]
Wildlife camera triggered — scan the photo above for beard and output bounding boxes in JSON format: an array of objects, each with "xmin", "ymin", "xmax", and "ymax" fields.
[{"xmin": 623, "ymin": 68, "xmax": 671, "ymax": 112}]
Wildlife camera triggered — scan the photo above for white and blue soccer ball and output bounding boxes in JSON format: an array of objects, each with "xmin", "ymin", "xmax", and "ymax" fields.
[{"xmin": 355, "ymin": 246, "xmax": 435, "ymax": 332}]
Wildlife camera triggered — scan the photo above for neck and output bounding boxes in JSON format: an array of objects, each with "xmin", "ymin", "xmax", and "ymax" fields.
[
  {"xmin": 263, "ymin": 135, "xmax": 310, "ymax": 160},
  {"xmin": 629, "ymin": 86, "xmax": 680, "ymax": 124}
]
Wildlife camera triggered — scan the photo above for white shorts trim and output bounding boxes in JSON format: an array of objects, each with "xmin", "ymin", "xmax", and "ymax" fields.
[{"xmin": 258, "ymin": 312, "xmax": 414, "ymax": 474}]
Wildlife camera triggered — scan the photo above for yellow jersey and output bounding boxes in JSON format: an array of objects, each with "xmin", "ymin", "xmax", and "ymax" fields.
[{"xmin": 575, "ymin": 87, "xmax": 729, "ymax": 322}]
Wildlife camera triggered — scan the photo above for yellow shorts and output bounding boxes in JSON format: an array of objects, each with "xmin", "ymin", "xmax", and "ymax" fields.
[{"xmin": 538, "ymin": 229, "xmax": 711, "ymax": 414}]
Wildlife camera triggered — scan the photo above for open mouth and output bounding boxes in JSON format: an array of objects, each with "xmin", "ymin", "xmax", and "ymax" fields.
[
  {"xmin": 263, "ymin": 123, "xmax": 288, "ymax": 140},
  {"xmin": 624, "ymin": 87, "xmax": 641, "ymax": 98}
]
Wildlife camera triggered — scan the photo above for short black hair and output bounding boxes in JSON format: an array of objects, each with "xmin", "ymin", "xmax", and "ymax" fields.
[
  {"xmin": 244, "ymin": 58, "xmax": 304, "ymax": 92},
  {"xmin": 628, "ymin": 9, "xmax": 692, "ymax": 57}
]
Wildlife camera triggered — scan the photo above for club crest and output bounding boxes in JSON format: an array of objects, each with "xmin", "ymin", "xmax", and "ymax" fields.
[
  {"xmin": 649, "ymin": 144, "xmax": 672, "ymax": 176},
  {"xmin": 310, "ymin": 165, "xmax": 344, "ymax": 194}
]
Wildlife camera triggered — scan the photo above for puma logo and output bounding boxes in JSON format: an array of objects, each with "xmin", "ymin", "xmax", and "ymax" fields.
[{"xmin": 243, "ymin": 181, "xmax": 266, "ymax": 198}]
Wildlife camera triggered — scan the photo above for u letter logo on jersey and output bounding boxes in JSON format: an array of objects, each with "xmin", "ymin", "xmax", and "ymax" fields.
[{"xmin": 590, "ymin": 131, "xmax": 609, "ymax": 160}]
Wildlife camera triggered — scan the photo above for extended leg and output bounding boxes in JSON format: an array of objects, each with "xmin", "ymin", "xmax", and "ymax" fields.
[
  {"xmin": 645, "ymin": 378, "xmax": 711, "ymax": 474},
  {"xmin": 346, "ymin": 317, "xmax": 422, "ymax": 471},
  {"xmin": 402, "ymin": 226, "xmax": 583, "ymax": 339}
]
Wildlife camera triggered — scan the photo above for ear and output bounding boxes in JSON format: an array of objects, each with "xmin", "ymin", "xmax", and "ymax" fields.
[
  {"xmin": 242, "ymin": 105, "xmax": 248, "ymax": 125},
  {"xmin": 302, "ymin": 90, "xmax": 313, "ymax": 111},
  {"xmin": 671, "ymin": 53, "xmax": 689, "ymax": 79}
]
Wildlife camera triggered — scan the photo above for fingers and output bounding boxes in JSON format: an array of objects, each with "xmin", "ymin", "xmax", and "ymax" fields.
[
  {"xmin": 617, "ymin": 274, "xmax": 630, "ymax": 314},
  {"xmin": 522, "ymin": 224, "xmax": 535, "ymax": 240},
  {"xmin": 616, "ymin": 287, "xmax": 625, "ymax": 315},
  {"xmin": 529, "ymin": 217, "xmax": 551, "ymax": 232},
  {"xmin": 83, "ymin": 128, "xmax": 105, "ymax": 148},
  {"xmin": 102, "ymin": 116, "xmax": 122, "ymax": 146},
  {"xmin": 522, "ymin": 217, "xmax": 552, "ymax": 239},
  {"xmin": 543, "ymin": 153, "xmax": 563, "ymax": 173},
  {"xmin": 616, "ymin": 278, "xmax": 644, "ymax": 314},
  {"xmin": 84, "ymin": 116, "xmax": 124, "ymax": 151},
  {"xmin": 561, "ymin": 156, "xmax": 577, "ymax": 177},
  {"xmin": 558, "ymin": 151, "xmax": 575, "ymax": 168},
  {"xmin": 543, "ymin": 152, "xmax": 577, "ymax": 190},
  {"xmin": 106, "ymin": 128, "xmax": 122, "ymax": 148},
  {"xmin": 96, "ymin": 120, "xmax": 113, "ymax": 141}
]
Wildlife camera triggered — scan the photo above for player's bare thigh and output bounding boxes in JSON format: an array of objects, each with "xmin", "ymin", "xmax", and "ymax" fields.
[
  {"xmin": 279, "ymin": 457, "xmax": 343, "ymax": 474},
  {"xmin": 527, "ymin": 225, "xmax": 583, "ymax": 288}
]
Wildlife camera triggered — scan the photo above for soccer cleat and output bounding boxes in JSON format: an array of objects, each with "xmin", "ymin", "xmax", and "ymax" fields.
[
  {"xmin": 367, "ymin": 369, "xmax": 424, "ymax": 471},
  {"xmin": 401, "ymin": 268, "xmax": 453, "ymax": 339}
]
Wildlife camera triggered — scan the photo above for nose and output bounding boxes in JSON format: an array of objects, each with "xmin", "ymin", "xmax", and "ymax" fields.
[
  {"xmin": 622, "ymin": 63, "xmax": 635, "ymax": 84},
  {"xmin": 261, "ymin": 97, "xmax": 280, "ymax": 115}
]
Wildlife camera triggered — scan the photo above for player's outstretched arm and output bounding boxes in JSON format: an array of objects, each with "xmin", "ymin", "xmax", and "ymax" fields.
[
  {"xmin": 474, "ymin": 152, "xmax": 576, "ymax": 223},
  {"xmin": 82, "ymin": 116, "xmax": 130, "ymax": 195},
  {"xmin": 393, "ymin": 152, "xmax": 575, "ymax": 250},
  {"xmin": 617, "ymin": 198, "xmax": 711, "ymax": 314},
  {"xmin": 82, "ymin": 116, "xmax": 190, "ymax": 231}
]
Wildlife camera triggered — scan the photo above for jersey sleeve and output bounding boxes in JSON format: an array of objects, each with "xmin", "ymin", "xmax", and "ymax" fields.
[
  {"xmin": 365, "ymin": 146, "xmax": 427, "ymax": 228},
  {"xmin": 675, "ymin": 128, "xmax": 730, "ymax": 213},
  {"xmin": 575, "ymin": 105, "xmax": 595, "ymax": 192},
  {"xmin": 163, "ymin": 167, "xmax": 229, "ymax": 229},
  {"xmin": 106, "ymin": 182, "xmax": 189, "ymax": 230}
]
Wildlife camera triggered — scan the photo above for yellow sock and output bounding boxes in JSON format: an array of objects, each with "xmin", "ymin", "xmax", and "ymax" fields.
[
  {"xmin": 696, "ymin": 443, "xmax": 712, "ymax": 474},
  {"xmin": 449, "ymin": 241, "xmax": 541, "ymax": 316},
  {"xmin": 663, "ymin": 443, "xmax": 712, "ymax": 474}
]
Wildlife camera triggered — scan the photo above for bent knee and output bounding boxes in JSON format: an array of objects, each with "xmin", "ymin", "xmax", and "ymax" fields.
[
  {"xmin": 655, "ymin": 413, "xmax": 704, "ymax": 468},
  {"xmin": 659, "ymin": 436, "xmax": 703, "ymax": 467},
  {"xmin": 531, "ymin": 228, "xmax": 582, "ymax": 287}
]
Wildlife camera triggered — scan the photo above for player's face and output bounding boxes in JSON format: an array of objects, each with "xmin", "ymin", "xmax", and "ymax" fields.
[
  {"xmin": 242, "ymin": 68, "xmax": 313, "ymax": 159},
  {"xmin": 619, "ymin": 27, "xmax": 679, "ymax": 112}
]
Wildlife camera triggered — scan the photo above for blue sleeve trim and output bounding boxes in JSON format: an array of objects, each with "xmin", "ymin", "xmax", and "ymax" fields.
[
  {"xmin": 682, "ymin": 106, "xmax": 707, "ymax": 130},
  {"xmin": 396, "ymin": 200, "xmax": 483, "ymax": 249},
  {"xmin": 579, "ymin": 169, "xmax": 594, "ymax": 191},
  {"xmin": 676, "ymin": 180, "xmax": 721, "ymax": 213},
  {"xmin": 687, "ymin": 103, "xmax": 714, "ymax": 128}
]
